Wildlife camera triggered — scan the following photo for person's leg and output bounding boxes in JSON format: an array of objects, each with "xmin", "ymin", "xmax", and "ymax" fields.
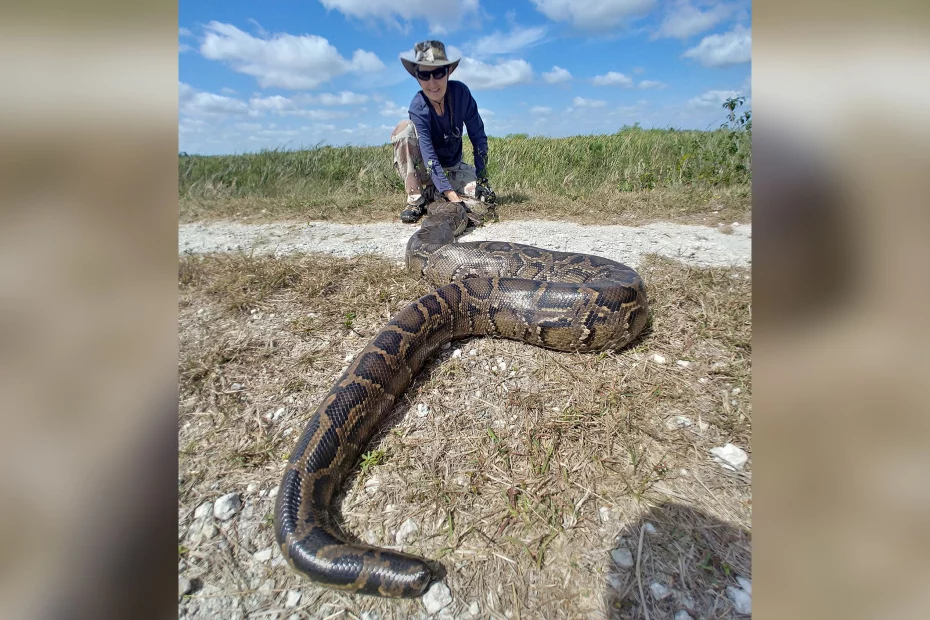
[
  {"xmin": 443, "ymin": 162, "xmax": 494, "ymax": 225},
  {"xmin": 390, "ymin": 120, "xmax": 434, "ymax": 222},
  {"xmin": 444, "ymin": 161, "xmax": 479, "ymax": 200}
]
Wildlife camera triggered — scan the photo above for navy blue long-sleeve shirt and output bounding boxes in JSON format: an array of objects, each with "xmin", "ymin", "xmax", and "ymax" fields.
[{"xmin": 407, "ymin": 80, "xmax": 488, "ymax": 194}]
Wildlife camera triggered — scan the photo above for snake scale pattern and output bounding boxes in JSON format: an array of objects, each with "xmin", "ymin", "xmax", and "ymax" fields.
[{"xmin": 274, "ymin": 201, "xmax": 650, "ymax": 597}]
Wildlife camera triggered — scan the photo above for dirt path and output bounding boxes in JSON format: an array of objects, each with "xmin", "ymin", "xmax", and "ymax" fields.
[{"xmin": 179, "ymin": 219, "xmax": 751, "ymax": 268}]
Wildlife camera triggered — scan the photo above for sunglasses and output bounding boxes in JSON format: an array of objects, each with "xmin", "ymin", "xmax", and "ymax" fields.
[{"xmin": 416, "ymin": 66, "xmax": 448, "ymax": 81}]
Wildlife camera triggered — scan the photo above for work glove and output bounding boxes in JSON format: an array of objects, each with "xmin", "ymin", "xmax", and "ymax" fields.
[{"xmin": 475, "ymin": 176, "xmax": 497, "ymax": 205}]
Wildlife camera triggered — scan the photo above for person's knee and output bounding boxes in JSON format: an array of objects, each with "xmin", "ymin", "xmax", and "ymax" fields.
[{"xmin": 390, "ymin": 120, "xmax": 416, "ymax": 143}]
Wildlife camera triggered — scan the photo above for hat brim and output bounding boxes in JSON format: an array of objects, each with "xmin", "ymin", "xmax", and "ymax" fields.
[{"xmin": 401, "ymin": 57, "xmax": 460, "ymax": 78}]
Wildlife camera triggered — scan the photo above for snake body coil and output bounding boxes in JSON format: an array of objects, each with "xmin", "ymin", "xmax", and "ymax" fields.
[{"xmin": 274, "ymin": 202, "xmax": 650, "ymax": 597}]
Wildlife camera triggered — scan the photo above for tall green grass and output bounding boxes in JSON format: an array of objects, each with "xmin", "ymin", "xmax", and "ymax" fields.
[{"xmin": 179, "ymin": 126, "xmax": 750, "ymax": 202}]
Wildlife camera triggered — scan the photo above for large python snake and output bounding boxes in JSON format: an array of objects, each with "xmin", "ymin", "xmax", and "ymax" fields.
[{"xmin": 274, "ymin": 201, "xmax": 650, "ymax": 597}]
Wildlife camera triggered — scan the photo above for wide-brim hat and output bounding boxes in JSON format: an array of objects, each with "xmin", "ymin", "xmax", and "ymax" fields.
[{"xmin": 400, "ymin": 40, "xmax": 460, "ymax": 78}]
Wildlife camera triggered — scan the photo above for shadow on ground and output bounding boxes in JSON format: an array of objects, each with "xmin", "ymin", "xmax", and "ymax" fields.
[{"xmin": 603, "ymin": 502, "xmax": 752, "ymax": 619}]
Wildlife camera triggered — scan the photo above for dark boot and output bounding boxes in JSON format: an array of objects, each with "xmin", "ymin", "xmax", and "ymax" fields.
[
  {"xmin": 399, "ymin": 187, "xmax": 436, "ymax": 223},
  {"xmin": 400, "ymin": 201, "xmax": 426, "ymax": 223}
]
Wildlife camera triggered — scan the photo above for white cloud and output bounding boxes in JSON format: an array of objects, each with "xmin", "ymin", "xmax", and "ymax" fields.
[
  {"xmin": 468, "ymin": 26, "xmax": 547, "ymax": 58},
  {"xmin": 287, "ymin": 109, "xmax": 351, "ymax": 120},
  {"xmin": 530, "ymin": 0, "xmax": 656, "ymax": 31},
  {"xmin": 320, "ymin": 0, "xmax": 480, "ymax": 34},
  {"xmin": 305, "ymin": 91, "xmax": 370, "ymax": 106},
  {"xmin": 638, "ymin": 80, "xmax": 667, "ymax": 89},
  {"xmin": 571, "ymin": 96, "xmax": 607, "ymax": 108},
  {"xmin": 179, "ymin": 27, "xmax": 193, "ymax": 37},
  {"xmin": 543, "ymin": 66, "xmax": 572, "ymax": 84},
  {"xmin": 179, "ymin": 82, "xmax": 251, "ymax": 117},
  {"xmin": 683, "ymin": 25, "xmax": 751, "ymax": 67},
  {"xmin": 454, "ymin": 58, "xmax": 533, "ymax": 90},
  {"xmin": 593, "ymin": 71, "xmax": 634, "ymax": 87},
  {"xmin": 247, "ymin": 94, "xmax": 354, "ymax": 120},
  {"xmin": 655, "ymin": 1, "xmax": 736, "ymax": 39},
  {"xmin": 478, "ymin": 108, "xmax": 494, "ymax": 117},
  {"xmin": 179, "ymin": 43, "xmax": 193, "ymax": 54},
  {"xmin": 249, "ymin": 95, "xmax": 296, "ymax": 112},
  {"xmin": 530, "ymin": 106, "xmax": 552, "ymax": 115},
  {"xmin": 687, "ymin": 89, "xmax": 743, "ymax": 108},
  {"xmin": 199, "ymin": 21, "xmax": 385, "ymax": 89},
  {"xmin": 221, "ymin": 87, "xmax": 237, "ymax": 95},
  {"xmin": 380, "ymin": 101, "xmax": 409, "ymax": 118}
]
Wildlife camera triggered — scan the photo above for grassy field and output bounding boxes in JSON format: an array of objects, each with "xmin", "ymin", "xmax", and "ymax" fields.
[
  {"xmin": 177, "ymin": 252, "xmax": 752, "ymax": 619},
  {"xmin": 179, "ymin": 126, "xmax": 751, "ymax": 225}
]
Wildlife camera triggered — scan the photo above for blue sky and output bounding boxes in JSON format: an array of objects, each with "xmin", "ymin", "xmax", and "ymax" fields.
[{"xmin": 179, "ymin": 1, "xmax": 751, "ymax": 155}]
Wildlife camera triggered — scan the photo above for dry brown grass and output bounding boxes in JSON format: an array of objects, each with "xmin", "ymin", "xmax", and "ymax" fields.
[
  {"xmin": 178, "ymin": 185, "xmax": 751, "ymax": 229},
  {"xmin": 178, "ymin": 252, "xmax": 751, "ymax": 619}
]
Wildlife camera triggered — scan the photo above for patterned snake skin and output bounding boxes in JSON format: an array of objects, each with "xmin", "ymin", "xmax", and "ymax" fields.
[{"xmin": 274, "ymin": 201, "xmax": 650, "ymax": 597}]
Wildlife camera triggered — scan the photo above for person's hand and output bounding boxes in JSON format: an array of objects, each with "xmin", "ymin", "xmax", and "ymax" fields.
[{"xmin": 444, "ymin": 190, "xmax": 461, "ymax": 202}]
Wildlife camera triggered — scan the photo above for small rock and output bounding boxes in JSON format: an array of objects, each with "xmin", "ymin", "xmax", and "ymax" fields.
[
  {"xmin": 259, "ymin": 578, "xmax": 275, "ymax": 591},
  {"xmin": 711, "ymin": 361, "xmax": 728, "ymax": 371},
  {"xmin": 676, "ymin": 592, "xmax": 696, "ymax": 611},
  {"xmin": 736, "ymin": 576, "xmax": 752, "ymax": 594},
  {"xmin": 468, "ymin": 349, "xmax": 477, "ymax": 356},
  {"xmin": 665, "ymin": 415, "xmax": 693, "ymax": 430},
  {"xmin": 284, "ymin": 590, "xmax": 302, "ymax": 608},
  {"xmin": 649, "ymin": 582, "xmax": 671, "ymax": 600},
  {"xmin": 644, "ymin": 522, "xmax": 657, "ymax": 535},
  {"xmin": 611, "ymin": 547, "xmax": 634, "ymax": 569},
  {"xmin": 344, "ymin": 353, "xmax": 354, "ymax": 363},
  {"xmin": 469, "ymin": 601, "xmax": 480, "ymax": 616},
  {"xmin": 179, "ymin": 577, "xmax": 194, "ymax": 597},
  {"xmin": 213, "ymin": 493, "xmax": 242, "ymax": 521},
  {"xmin": 711, "ymin": 444, "xmax": 749, "ymax": 471},
  {"xmin": 726, "ymin": 585, "xmax": 752, "ymax": 615},
  {"xmin": 360, "ymin": 612, "xmax": 380, "ymax": 620},
  {"xmin": 676, "ymin": 360, "xmax": 691, "ymax": 368},
  {"xmin": 599, "ymin": 506, "xmax": 611, "ymax": 523},
  {"xmin": 698, "ymin": 377, "xmax": 708, "ymax": 383},
  {"xmin": 365, "ymin": 476, "xmax": 381, "ymax": 493},
  {"xmin": 441, "ymin": 342, "xmax": 451, "ymax": 350},
  {"xmin": 674, "ymin": 612, "xmax": 693, "ymax": 620},
  {"xmin": 395, "ymin": 518, "xmax": 419, "ymax": 544},
  {"xmin": 282, "ymin": 428, "xmax": 293, "ymax": 437},
  {"xmin": 273, "ymin": 407, "xmax": 285, "ymax": 420},
  {"xmin": 268, "ymin": 487, "xmax": 279, "ymax": 499},
  {"xmin": 231, "ymin": 383, "xmax": 243, "ymax": 391},
  {"xmin": 416, "ymin": 403, "xmax": 430, "ymax": 418},
  {"xmin": 259, "ymin": 489, "xmax": 267, "ymax": 497},
  {"xmin": 422, "ymin": 582, "xmax": 453, "ymax": 614},
  {"xmin": 194, "ymin": 501, "xmax": 213, "ymax": 520},
  {"xmin": 731, "ymin": 387, "xmax": 742, "ymax": 395},
  {"xmin": 246, "ymin": 483, "xmax": 258, "ymax": 494},
  {"xmin": 652, "ymin": 354, "xmax": 667, "ymax": 364},
  {"xmin": 451, "ymin": 349, "xmax": 462, "ymax": 358},
  {"xmin": 253, "ymin": 548, "xmax": 273, "ymax": 562}
]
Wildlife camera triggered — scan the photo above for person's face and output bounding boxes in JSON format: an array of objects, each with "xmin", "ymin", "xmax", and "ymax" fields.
[{"xmin": 416, "ymin": 65, "xmax": 449, "ymax": 102}]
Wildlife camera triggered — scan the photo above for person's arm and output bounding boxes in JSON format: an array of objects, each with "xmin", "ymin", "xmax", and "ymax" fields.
[{"xmin": 460, "ymin": 83, "xmax": 488, "ymax": 179}]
